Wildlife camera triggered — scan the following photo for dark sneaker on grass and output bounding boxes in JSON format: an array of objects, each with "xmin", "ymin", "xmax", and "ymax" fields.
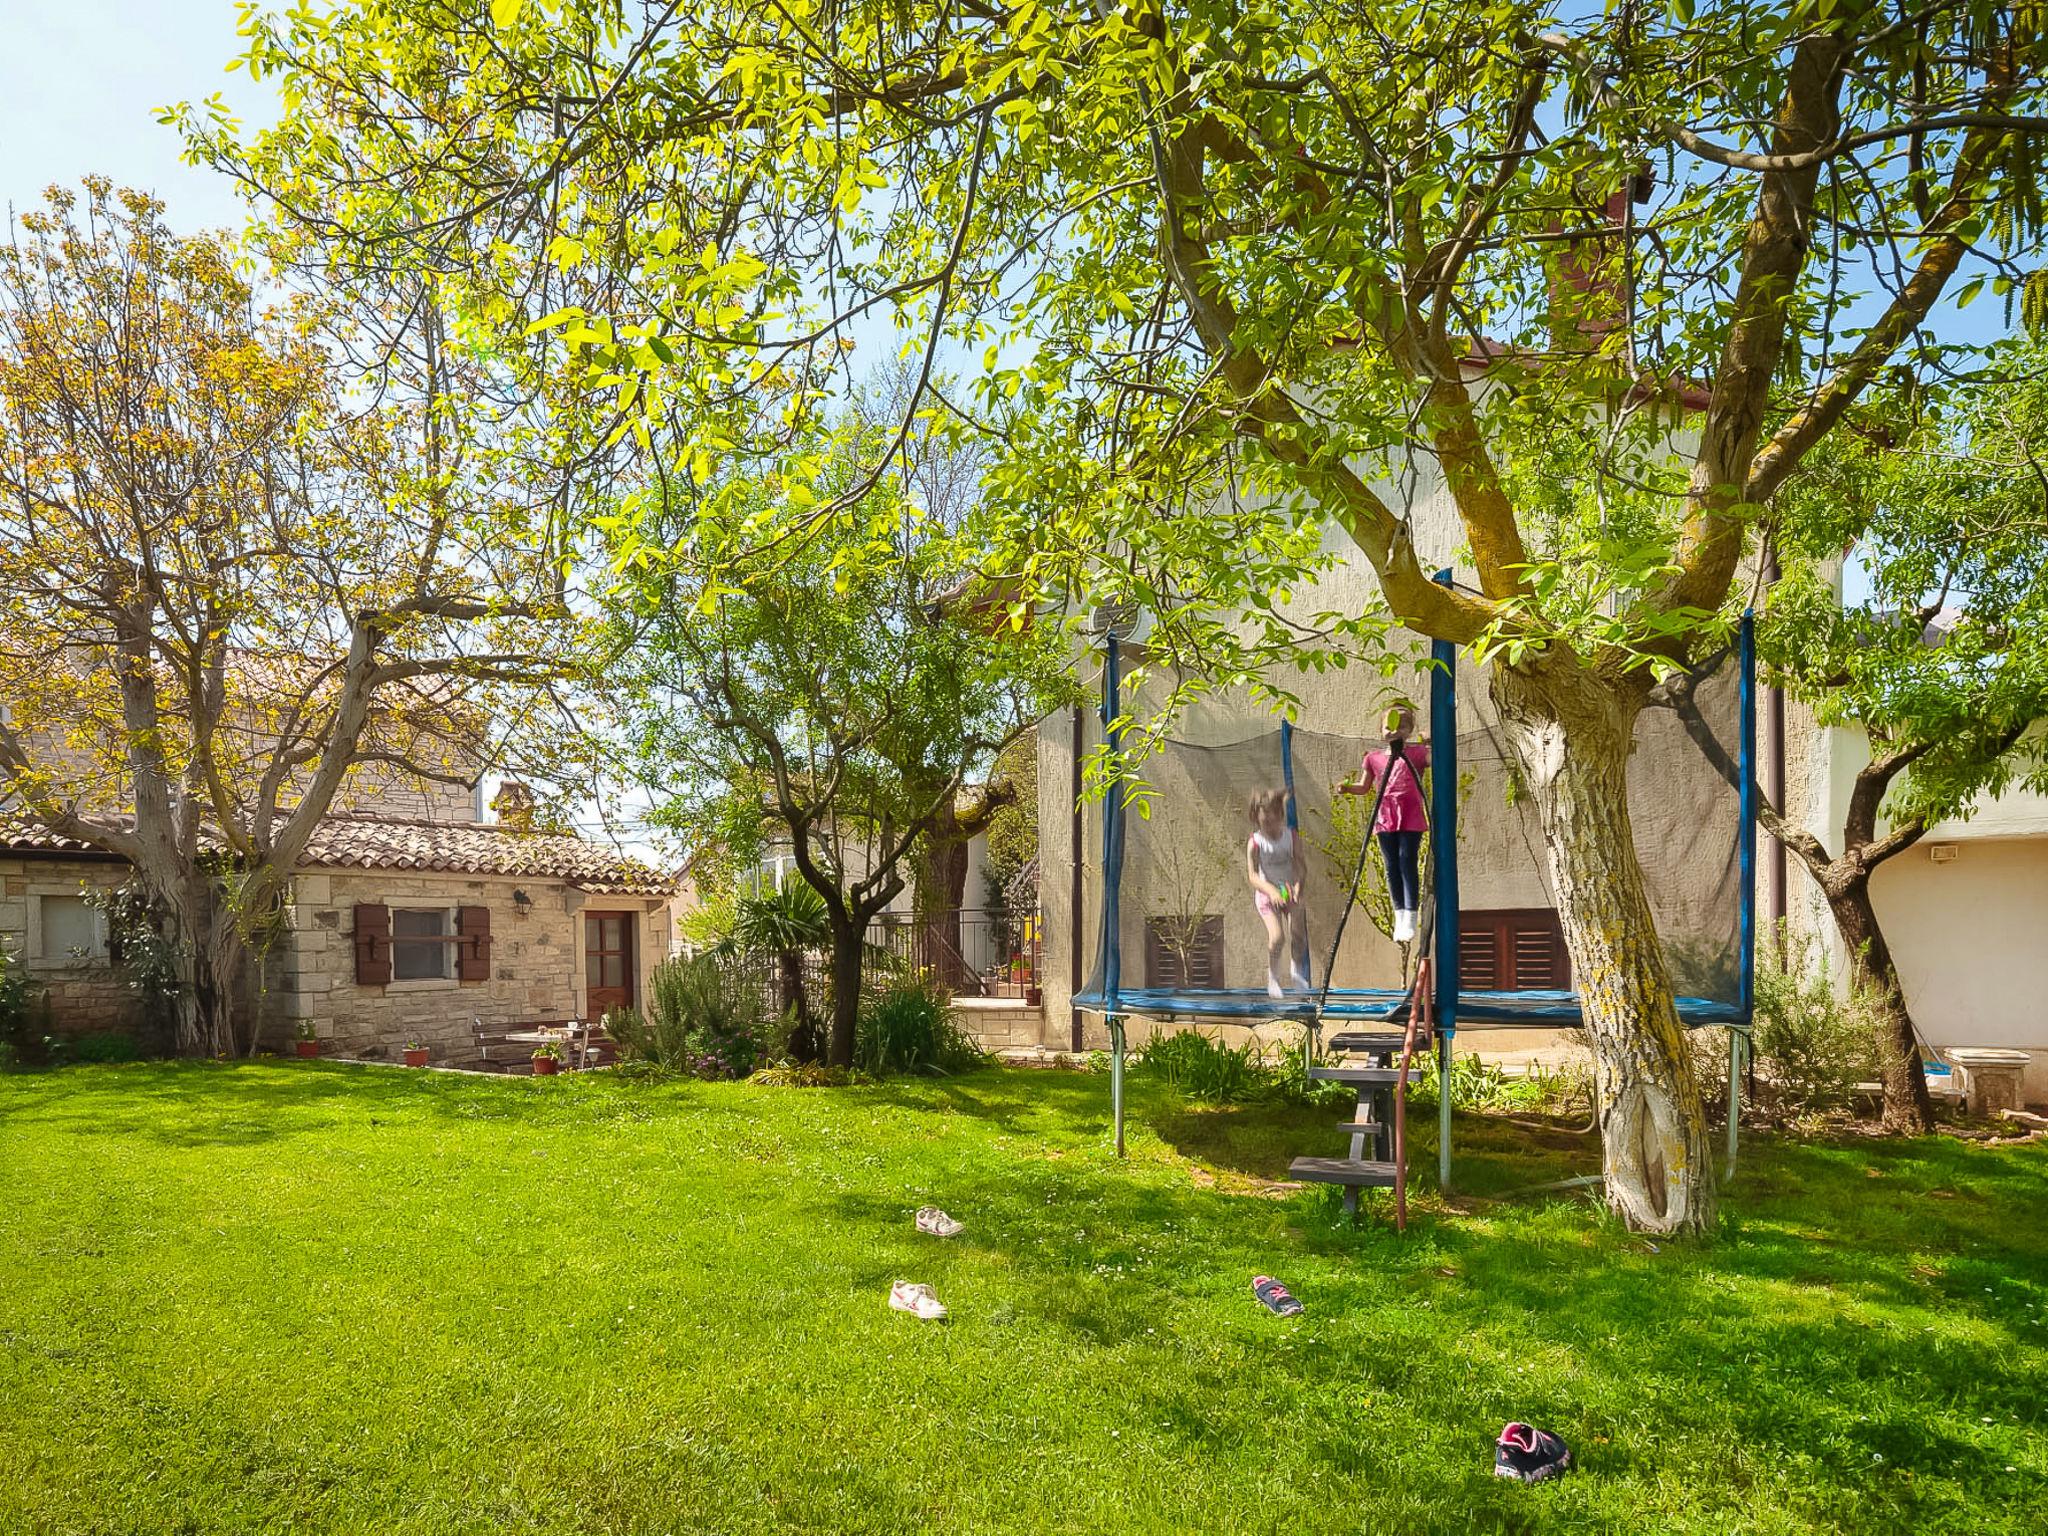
[
  {"xmin": 1251, "ymin": 1275, "xmax": 1304, "ymax": 1317},
  {"xmin": 1494, "ymin": 1422, "xmax": 1572, "ymax": 1482}
]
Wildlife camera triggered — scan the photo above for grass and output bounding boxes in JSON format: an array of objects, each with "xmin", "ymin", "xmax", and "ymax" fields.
[{"xmin": 1, "ymin": 1062, "xmax": 2044, "ymax": 1535}]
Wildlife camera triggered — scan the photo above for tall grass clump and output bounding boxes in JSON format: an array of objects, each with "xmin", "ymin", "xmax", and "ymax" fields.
[
  {"xmin": 854, "ymin": 976, "xmax": 987, "ymax": 1077},
  {"xmin": 1133, "ymin": 1028, "xmax": 1265, "ymax": 1105}
]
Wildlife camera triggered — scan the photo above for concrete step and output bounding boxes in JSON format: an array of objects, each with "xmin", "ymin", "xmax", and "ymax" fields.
[{"xmin": 1289, "ymin": 1156, "xmax": 1400, "ymax": 1188}]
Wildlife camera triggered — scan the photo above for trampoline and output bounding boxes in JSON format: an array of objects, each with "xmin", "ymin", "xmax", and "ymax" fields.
[{"xmin": 1075, "ymin": 574, "xmax": 1758, "ymax": 1191}]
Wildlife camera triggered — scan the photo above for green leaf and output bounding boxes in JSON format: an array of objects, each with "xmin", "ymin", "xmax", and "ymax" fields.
[{"xmin": 491, "ymin": 0, "xmax": 522, "ymax": 28}]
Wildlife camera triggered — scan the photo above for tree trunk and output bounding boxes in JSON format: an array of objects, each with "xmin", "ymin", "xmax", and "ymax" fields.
[
  {"xmin": 166, "ymin": 874, "xmax": 243, "ymax": 1059},
  {"xmin": 915, "ymin": 820, "xmax": 976, "ymax": 994},
  {"xmin": 826, "ymin": 914, "xmax": 864, "ymax": 1069},
  {"xmin": 1492, "ymin": 656, "xmax": 1717, "ymax": 1235},
  {"xmin": 1824, "ymin": 873, "xmax": 1934, "ymax": 1134}
]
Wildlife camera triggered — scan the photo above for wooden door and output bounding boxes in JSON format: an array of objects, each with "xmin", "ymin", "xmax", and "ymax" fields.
[{"xmin": 585, "ymin": 912, "xmax": 636, "ymax": 1018}]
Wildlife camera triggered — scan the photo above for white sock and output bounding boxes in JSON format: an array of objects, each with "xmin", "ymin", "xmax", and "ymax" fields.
[{"xmin": 1267, "ymin": 972, "xmax": 1285, "ymax": 999}]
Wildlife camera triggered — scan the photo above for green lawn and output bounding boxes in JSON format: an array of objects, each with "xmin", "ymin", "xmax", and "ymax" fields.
[{"xmin": 2, "ymin": 1062, "xmax": 2043, "ymax": 1534}]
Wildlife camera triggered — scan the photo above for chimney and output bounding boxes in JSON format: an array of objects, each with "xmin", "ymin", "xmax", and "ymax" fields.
[
  {"xmin": 491, "ymin": 780, "xmax": 537, "ymax": 833},
  {"xmin": 1549, "ymin": 166, "xmax": 1653, "ymax": 354}
]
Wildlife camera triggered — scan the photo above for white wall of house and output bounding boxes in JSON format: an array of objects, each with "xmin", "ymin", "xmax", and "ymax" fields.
[{"xmin": 1798, "ymin": 722, "xmax": 2048, "ymax": 1100}]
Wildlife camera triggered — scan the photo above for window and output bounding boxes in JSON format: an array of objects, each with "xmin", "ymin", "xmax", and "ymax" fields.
[
  {"xmin": 1145, "ymin": 914, "xmax": 1225, "ymax": 990},
  {"xmin": 391, "ymin": 908, "xmax": 456, "ymax": 981},
  {"xmin": 1458, "ymin": 909, "xmax": 1571, "ymax": 992},
  {"xmin": 38, "ymin": 895, "xmax": 106, "ymax": 965}
]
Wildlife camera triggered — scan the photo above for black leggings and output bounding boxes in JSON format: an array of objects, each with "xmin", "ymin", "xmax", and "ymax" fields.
[{"xmin": 1378, "ymin": 830, "xmax": 1423, "ymax": 911}]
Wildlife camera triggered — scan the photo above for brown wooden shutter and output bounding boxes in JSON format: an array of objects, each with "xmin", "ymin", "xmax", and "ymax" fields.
[
  {"xmin": 1458, "ymin": 909, "xmax": 1570, "ymax": 991},
  {"xmin": 1144, "ymin": 915, "xmax": 1224, "ymax": 990},
  {"xmin": 457, "ymin": 905, "xmax": 492, "ymax": 982},
  {"xmin": 353, "ymin": 903, "xmax": 391, "ymax": 986}
]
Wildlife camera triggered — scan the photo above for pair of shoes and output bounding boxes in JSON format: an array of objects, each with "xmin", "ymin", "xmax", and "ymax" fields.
[
  {"xmin": 1494, "ymin": 1422, "xmax": 1572, "ymax": 1481},
  {"xmin": 1251, "ymin": 1275, "xmax": 1305, "ymax": 1316},
  {"xmin": 888, "ymin": 1280, "xmax": 947, "ymax": 1320},
  {"xmin": 915, "ymin": 1206, "xmax": 963, "ymax": 1238},
  {"xmin": 1392, "ymin": 909, "xmax": 1417, "ymax": 943}
]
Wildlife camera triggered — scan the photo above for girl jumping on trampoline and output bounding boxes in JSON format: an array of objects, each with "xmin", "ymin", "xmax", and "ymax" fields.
[
  {"xmin": 1246, "ymin": 788, "xmax": 1310, "ymax": 998},
  {"xmin": 1345, "ymin": 706, "xmax": 1431, "ymax": 945}
]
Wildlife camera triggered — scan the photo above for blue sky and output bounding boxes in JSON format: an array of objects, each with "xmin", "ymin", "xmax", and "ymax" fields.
[{"xmin": 0, "ymin": 2, "xmax": 265, "ymax": 231}]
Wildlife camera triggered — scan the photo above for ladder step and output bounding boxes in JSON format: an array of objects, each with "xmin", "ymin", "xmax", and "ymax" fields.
[
  {"xmin": 1332, "ymin": 1120, "xmax": 1381, "ymax": 1134},
  {"xmin": 1289, "ymin": 1156, "xmax": 1400, "ymax": 1188},
  {"xmin": 1326, "ymin": 1032, "xmax": 1410, "ymax": 1054},
  {"xmin": 1307, "ymin": 1066, "xmax": 1403, "ymax": 1085}
]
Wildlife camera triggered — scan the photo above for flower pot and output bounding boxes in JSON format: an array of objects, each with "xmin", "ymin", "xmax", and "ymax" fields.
[
  {"xmin": 403, "ymin": 1047, "xmax": 430, "ymax": 1068},
  {"xmin": 1024, "ymin": 984, "xmax": 1043, "ymax": 1007},
  {"xmin": 295, "ymin": 1039, "xmax": 320, "ymax": 1059},
  {"xmin": 532, "ymin": 1056, "xmax": 559, "ymax": 1076}
]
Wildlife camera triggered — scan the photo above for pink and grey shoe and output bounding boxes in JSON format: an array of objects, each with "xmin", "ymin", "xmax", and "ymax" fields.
[
  {"xmin": 1494, "ymin": 1422, "xmax": 1572, "ymax": 1481},
  {"xmin": 1252, "ymin": 1275, "xmax": 1304, "ymax": 1316},
  {"xmin": 888, "ymin": 1281, "xmax": 948, "ymax": 1320},
  {"xmin": 915, "ymin": 1206, "xmax": 964, "ymax": 1238}
]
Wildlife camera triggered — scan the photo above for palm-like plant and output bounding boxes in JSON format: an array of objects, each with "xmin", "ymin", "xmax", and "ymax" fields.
[{"xmin": 721, "ymin": 875, "xmax": 831, "ymax": 1046}]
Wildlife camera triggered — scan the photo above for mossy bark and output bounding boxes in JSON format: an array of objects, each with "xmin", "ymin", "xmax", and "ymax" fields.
[{"xmin": 1491, "ymin": 653, "xmax": 1716, "ymax": 1235}]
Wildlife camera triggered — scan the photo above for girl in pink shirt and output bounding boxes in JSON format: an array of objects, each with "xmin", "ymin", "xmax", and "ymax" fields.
[{"xmin": 1344, "ymin": 706, "xmax": 1430, "ymax": 943}]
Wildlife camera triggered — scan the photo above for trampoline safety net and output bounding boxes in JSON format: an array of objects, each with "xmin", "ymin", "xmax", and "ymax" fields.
[{"xmin": 1077, "ymin": 635, "xmax": 1750, "ymax": 1029}]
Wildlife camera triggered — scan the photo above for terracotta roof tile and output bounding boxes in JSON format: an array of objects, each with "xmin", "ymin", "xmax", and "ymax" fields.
[{"xmin": 1, "ymin": 814, "xmax": 676, "ymax": 896}]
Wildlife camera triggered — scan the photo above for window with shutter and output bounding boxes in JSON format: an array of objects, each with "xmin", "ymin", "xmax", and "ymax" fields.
[
  {"xmin": 1457, "ymin": 909, "xmax": 1570, "ymax": 991},
  {"xmin": 1145, "ymin": 914, "xmax": 1225, "ymax": 990}
]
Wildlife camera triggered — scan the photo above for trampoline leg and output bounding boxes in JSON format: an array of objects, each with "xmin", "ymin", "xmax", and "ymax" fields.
[
  {"xmin": 1724, "ymin": 1029, "xmax": 1742, "ymax": 1182},
  {"xmin": 1437, "ymin": 1040, "xmax": 1453, "ymax": 1196},
  {"xmin": 1110, "ymin": 1015, "xmax": 1126, "ymax": 1158}
]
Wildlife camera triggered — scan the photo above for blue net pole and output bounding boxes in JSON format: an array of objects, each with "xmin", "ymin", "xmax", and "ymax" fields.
[
  {"xmin": 1280, "ymin": 717, "xmax": 1309, "ymax": 988},
  {"xmin": 1732, "ymin": 608, "xmax": 1758, "ymax": 1177},
  {"xmin": 1103, "ymin": 632, "xmax": 1127, "ymax": 1157},
  {"xmin": 1738, "ymin": 610, "xmax": 1757, "ymax": 1025},
  {"xmin": 1431, "ymin": 570, "xmax": 1459, "ymax": 1194}
]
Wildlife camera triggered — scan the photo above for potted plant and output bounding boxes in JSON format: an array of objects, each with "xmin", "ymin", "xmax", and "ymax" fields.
[
  {"xmin": 295, "ymin": 1022, "xmax": 320, "ymax": 1059},
  {"xmin": 531, "ymin": 1040, "xmax": 564, "ymax": 1077},
  {"xmin": 402, "ymin": 1037, "xmax": 430, "ymax": 1068}
]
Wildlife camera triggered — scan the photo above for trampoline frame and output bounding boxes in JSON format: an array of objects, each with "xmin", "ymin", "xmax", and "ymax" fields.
[{"xmin": 1079, "ymin": 583, "xmax": 1759, "ymax": 1190}]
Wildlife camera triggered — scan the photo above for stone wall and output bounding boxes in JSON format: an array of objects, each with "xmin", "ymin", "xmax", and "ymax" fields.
[
  {"xmin": 276, "ymin": 869, "xmax": 670, "ymax": 1065},
  {"xmin": 0, "ymin": 855, "xmax": 140, "ymax": 1035}
]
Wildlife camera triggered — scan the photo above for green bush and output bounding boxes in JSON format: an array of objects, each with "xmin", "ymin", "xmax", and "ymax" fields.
[
  {"xmin": 1754, "ymin": 935, "xmax": 1877, "ymax": 1114},
  {"xmin": 1404, "ymin": 1051, "xmax": 1554, "ymax": 1114},
  {"xmin": 608, "ymin": 954, "xmax": 771, "ymax": 1080},
  {"xmin": 854, "ymin": 977, "xmax": 987, "ymax": 1077},
  {"xmin": 1133, "ymin": 1028, "xmax": 1265, "ymax": 1105},
  {"xmin": 68, "ymin": 1032, "xmax": 141, "ymax": 1065},
  {"xmin": 0, "ymin": 945, "xmax": 54, "ymax": 1067}
]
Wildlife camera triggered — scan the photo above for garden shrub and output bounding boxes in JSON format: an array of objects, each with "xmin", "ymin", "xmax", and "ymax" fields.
[
  {"xmin": 67, "ymin": 1032, "xmax": 141, "ymax": 1065},
  {"xmin": 854, "ymin": 976, "xmax": 987, "ymax": 1077},
  {"xmin": 0, "ymin": 945, "xmax": 54, "ymax": 1067},
  {"xmin": 613, "ymin": 953, "xmax": 770, "ymax": 1079},
  {"xmin": 1753, "ymin": 935, "xmax": 1877, "ymax": 1114}
]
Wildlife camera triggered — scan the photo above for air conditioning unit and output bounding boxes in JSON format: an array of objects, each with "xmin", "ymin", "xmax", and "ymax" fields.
[
  {"xmin": 1087, "ymin": 602, "xmax": 1149, "ymax": 644},
  {"xmin": 1927, "ymin": 843, "xmax": 1960, "ymax": 864}
]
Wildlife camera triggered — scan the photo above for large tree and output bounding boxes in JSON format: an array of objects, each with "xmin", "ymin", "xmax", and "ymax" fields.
[
  {"xmin": 606, "ymin": 423, "xmax": 1073, "ymax": 1068},
  {"xmin": 0, "ymin": 182, "xmax": 560, "ymax": 1055},
  {"xmin": 1760, "ymin": 353, "xmax": 2048, "ymax": 1132},
  {"xmin": 188, "ymin": 2, "xmax": 2048, "ymax": 1229}
]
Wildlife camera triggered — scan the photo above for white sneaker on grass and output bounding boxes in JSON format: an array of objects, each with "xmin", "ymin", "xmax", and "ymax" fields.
[
  {"xmin": 915, "ymin": 1207, "xmax": 964, "ymax": 1238},
  {"xmin": 888, "ymin": 1281, "xmax": 948, "ymax": 1320}
]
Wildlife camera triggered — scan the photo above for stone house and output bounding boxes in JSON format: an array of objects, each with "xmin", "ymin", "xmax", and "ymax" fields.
[{"xmin": 2, "ymin": 781, "xmax": 677, "ymax": 1063}]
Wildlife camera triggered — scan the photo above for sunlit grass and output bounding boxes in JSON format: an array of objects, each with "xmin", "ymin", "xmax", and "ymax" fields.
[{"xmin": 1, "ymin": 1061, "xmax": 2042, "ymax": 1534}]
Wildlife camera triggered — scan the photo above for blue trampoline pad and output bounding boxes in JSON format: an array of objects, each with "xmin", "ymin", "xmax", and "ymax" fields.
[{"xmin": 1073, "ymin": 986, "xmax": 1747, "ymax": 1027}]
